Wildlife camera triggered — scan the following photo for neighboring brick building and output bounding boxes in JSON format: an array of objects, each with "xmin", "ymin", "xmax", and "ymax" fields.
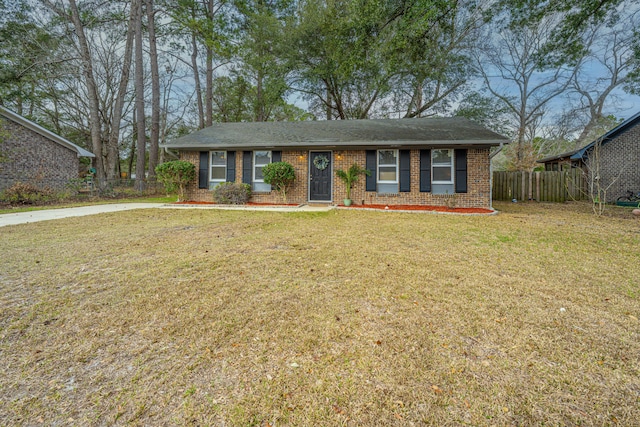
[
  {"xmin": 0, "ymin": 106, "xmax": 94, "ymax": 191},
  {"xmin": 164, "ymin": 118, "xmax": 509, "ymax": 210},
  {"xmin": 538, "ymin": 111, "xmax": 640, "ymax": 202}
]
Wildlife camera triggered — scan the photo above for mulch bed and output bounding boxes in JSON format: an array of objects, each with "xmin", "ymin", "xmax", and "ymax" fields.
[{"xmin": 342, "ymin": 204, "xmax": 494, "ymax": 214}]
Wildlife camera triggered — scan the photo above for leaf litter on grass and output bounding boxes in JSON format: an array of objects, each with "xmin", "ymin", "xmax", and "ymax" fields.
[{"xmin": 0, "ymin": 202, "xmax": 639, "ymax": 425}]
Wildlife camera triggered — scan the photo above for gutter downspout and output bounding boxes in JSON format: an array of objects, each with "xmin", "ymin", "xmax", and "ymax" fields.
[
  {"xmin": 163, "ymin": 146, "xmax": 179, "ymax": 160},
  {"xmin": 489, "ymin": 142, "xmax": 505, "ymax": 209}
]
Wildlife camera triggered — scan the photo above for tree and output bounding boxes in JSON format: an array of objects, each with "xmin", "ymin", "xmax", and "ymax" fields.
[
  {"xmin": 232, "ymin": 0, "xmax": 293, "ymax": 122},
  {"xmin": 134, "ymin": 0, "xmax": 147, "ymax": 190},
  {"xmin": 474, "ymin": 13, "xmax": 577, "ymax": 171},
  {"xmin": 155, "ymin": 160, "xmax": 196, "ymax": 201},
  {"xmin": 567, "ymin": 6, "xmax": 639, "ymax": 145},
  {"xmin": 145, "ymin": 0, "xmax": 161, "ymax": 179},
  {"xmin": 262, "ymin": 161, "xmax": 295, "ymax": 203},
  {"xmin": 41, "ymin": 0, "xmax": 108, "ymax": 186},
  {"xmin": 163, "ymin": 0, "xmax": 233, "ymax": 128}
]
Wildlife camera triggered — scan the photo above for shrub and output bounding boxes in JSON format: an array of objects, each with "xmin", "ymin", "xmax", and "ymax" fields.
[
  {"xmin": 262, "ymin": 161, "xmax": 295, "ymax": 203},
  {"xmin": 213, "ymin": 182, "xmax": 252, "ymax": 204},
  {"xmin": 155, "ymin": 160, "xmax": 196, "ymax": 201},
  {"xmin": 0, "ymin": 182, "xmax": 55, "ymax": 204},
  {"xmin": 335, "ymin": 164, "xmax": 371, "ymax": 201}
]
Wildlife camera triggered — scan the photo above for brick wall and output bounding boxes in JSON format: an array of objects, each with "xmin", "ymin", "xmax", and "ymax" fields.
[
  {"xmin": 0, "ymin": 118, "xmax": 80, "ymax": 191},
  {"xmin": 585, "ymin": 125, "xmax": 640, "ymax": 202},
  {"xmin": 182, "ymin": 148, "xmax": 493, "ymax": 209}
]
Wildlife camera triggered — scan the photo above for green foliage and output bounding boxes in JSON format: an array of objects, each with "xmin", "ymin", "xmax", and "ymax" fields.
[
  {"xmin": 496, "ymin": 0, "xmax": 623, "ymax": 66},
  {"xmin": 335, "ymin": 164, "xmax": 371, "ymax": 200},
  {"xmin": 262, "ymin": 161, "xmax": 295, "ymax": 203},
  {"xmin": 0, "ymin": 182, "xmax": 55, "ymax": 204},
  {"xmin": 155, "ymin": 160, "xmax": 196, "ymax": 201},
  {"xmin": 212, "ymin": 182, "xmax": 252, "ymax": 204}
]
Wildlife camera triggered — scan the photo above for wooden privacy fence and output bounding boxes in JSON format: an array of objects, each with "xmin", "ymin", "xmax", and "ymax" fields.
[{"xmin": 492, "ymin": 169, "xmax": 588, "ymax": 202}]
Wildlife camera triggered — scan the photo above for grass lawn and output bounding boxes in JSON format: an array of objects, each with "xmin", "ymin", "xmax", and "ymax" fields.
[{"xmin": 0, "ymin": 202, "xmax": 638, "ymax": 426}]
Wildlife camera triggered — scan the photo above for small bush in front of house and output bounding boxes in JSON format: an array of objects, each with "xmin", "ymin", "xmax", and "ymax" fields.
[
  {"xmin": 155, "ymin": 160, "xmax": 196, "ymax": 202},
  {"xmin": 213, "ymin": 182, "xmax": 252, "ymax": 204},
  {"xmin": 262, "ymin": 161, "xmax": 295, "ymax": 203},
  {"xmin": 0, "ymin": 182, "xmax": 55, "ymax": 204}
]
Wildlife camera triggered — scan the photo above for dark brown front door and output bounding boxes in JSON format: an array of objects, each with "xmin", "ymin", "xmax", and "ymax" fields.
[{"xmin": 309, "ymin": 151, "xmax": 332, "ymax": 201}]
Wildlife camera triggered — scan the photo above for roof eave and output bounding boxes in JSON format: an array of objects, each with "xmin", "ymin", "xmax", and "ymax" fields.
[
  {"xmin": 0, "ymin": 106, "xmax": 95, "ymax": 157},
  {"xmin": 162, "ymin": 139, "xmax": 508, "ymax": 151}
]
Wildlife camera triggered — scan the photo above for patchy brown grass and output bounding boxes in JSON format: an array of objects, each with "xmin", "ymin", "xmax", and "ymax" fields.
[{"xmin": 1, "ymin": 201, "xmax": 639, "ymax": 426}]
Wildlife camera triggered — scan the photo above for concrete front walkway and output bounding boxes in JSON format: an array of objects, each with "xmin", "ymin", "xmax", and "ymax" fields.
[{"xmin": 0, "ymin": 203, "xmax": 335, "ymax": 227}]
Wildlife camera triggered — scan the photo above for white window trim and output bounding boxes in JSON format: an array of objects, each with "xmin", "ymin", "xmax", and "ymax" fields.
[
  {"xmin": 377, "ymin": 149, "xmax": 399, "ymax": 184},
  {"xmin": 209, "ymin": 150, "xmax": 227, "ymax": 184},
  {"xmin": 432, "ymin": 149, "xmax": 454, "ymax": 185},
  {"xmin": 253, "ymin": 150, "xmax": 272, "ymax": 183}
]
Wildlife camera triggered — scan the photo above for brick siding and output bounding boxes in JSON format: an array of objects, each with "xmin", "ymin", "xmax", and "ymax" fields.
[
  {"xmin": 584, "ymin": 124, "xmax": 640, "ymax": 202},
  {"xmin": 181, "ymin": 148, "xmax": 493, "ymax": 209},
  {"xmin": 180, "ymin": 148, "xmax": 491, "ymax": 208},
  {"xmin": 0, "ymin": 118, "xmax": 80, "ymax": 191}
]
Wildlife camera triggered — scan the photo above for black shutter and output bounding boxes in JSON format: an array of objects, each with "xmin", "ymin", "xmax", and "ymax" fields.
[
  {"xmin": 399, "ymin": 150, "xmax": 411, "ymax": 192},
  {"xmin": 365, "ymin": 150, "xmax": 377, "ymax": 192},
  {"xmin": 272, "ymin": 151, "xmax": 282, "ymax": 162},
  {"xmin": 455, "ymin": 149, "xmax": 468, "ymax": 193},
  {"xmin": 242, "ymin": 151, "xmax": 252, "ymax": 184},
  {"xmin": 420, "ymin": 149, "xmax": 431, "ymax": 192},
  {"xmin": 199, "ymin": 151, "xmax": 209, "ymax": 189},
  {"xmin": 226, "ymin": 151, "xmax": 236, "ymax": 182}
]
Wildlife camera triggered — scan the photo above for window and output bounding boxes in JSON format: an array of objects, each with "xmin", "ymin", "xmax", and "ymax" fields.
[
  {"xmin": 209, "ymin": 151, "xmax": 226, "ymax": 188},
  {"xmin": 253, "ymin": 150, "xmax": 272, "ymax": 192},
  {"xmin": 377, "ymin": 149, "xmax": 398, "ymax": 193},
  {"xmin": 432, "ymin": 149, "xmax": 453, "ymax": 184}
]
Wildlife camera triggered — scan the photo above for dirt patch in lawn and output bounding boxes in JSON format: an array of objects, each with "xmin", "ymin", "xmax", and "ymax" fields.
[{"xmin": 1, "ymin": 203, "xmax": 639, "ymax": 426}]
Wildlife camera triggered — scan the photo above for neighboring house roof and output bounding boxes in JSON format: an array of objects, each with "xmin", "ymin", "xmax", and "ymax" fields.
[
  {"xmin": 538, "ymin": 110, "xmax": 640, "ymax": 164},
  {"xmin": 164, "ymin": 117, "xmax": 510, "ymax": 150},
  {"xmin": 0, "ymin": 106, "xmax": 95, "ymax": 158}
]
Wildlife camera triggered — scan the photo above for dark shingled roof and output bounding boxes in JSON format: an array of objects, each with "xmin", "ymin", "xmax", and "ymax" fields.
[
  {"xmin": 164, "ymin": 117, "xmax": 509, "ymax": 150},
  {"xmin": 0, "ymin": 106, "xmax": 95, "ymax": 158},
  {"xmin": 538, "ymin": 110, "xmax": 640, "ymax": 164}
]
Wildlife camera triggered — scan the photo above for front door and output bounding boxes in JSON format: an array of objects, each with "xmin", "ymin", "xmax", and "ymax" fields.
[{"xmin": 309, "ymin": 151, "xmax": 332, "ymax": 201}]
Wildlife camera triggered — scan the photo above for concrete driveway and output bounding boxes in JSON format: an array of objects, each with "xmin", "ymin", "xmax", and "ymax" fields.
[
  {"xmin": 0, "ymin": 203, "xmax": 166, "ymax": 227},
  {"xmin": 0, "ymin": 203, "xmax": 335, "ymax": 227}
]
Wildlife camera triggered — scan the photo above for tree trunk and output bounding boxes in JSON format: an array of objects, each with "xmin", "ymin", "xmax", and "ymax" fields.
[
  {"xmin": 205, "ymin": 0, "xmax": 214, "ymax": 127},
  {"xmin": 66, "ymin": 0, "xmax": 106, "ymax": 186},
  {"xmin": 190, "ymin": 32, "xmax": 205, "ymax": 129},
  {"xmin": 134, "ymin": 0, "xmax": 147, "ymax": 191},
  {"xmin": 146, "ymin": 0, "xmax": 160, "ymax": 179},
  {"xmin": 107, "ymin": 1, "xmax": 136, "ymax": 181}
]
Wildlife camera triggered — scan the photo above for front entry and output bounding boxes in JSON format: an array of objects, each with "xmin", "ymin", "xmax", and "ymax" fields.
[{"xmin": 309, "ymin": 151, "xmax": 332, "ymax": 201}]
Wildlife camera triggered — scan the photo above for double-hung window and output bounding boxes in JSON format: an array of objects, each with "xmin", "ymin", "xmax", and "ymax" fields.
[
  {"xmin": 431, "ymin": 149, "xmax": 454, "ymax": 194},
  {"xmin": 253, "ymin": 150, "xmax": 272, "ymax": 192},
  {"xmin": 377, "ymin": 149, "xmax": 398, "ymax": 194},
  {"xmin": 209, "ymin": 151, "xmax": 226, "ymax": 188},
  {"xmin": 432, "ymin": 149, "xmax": 453, "ymax": 183}
]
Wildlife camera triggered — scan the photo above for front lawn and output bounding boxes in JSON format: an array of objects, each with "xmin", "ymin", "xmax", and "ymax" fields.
[{"xmin": 0, "ymin": 202, "xmax": 638, "ymax": 425}]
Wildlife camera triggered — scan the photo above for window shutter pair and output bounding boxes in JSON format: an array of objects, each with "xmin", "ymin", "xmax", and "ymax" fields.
[
  {"xmin": 366, "ymin": 150, "xmax": 410, "ymax": 192},
  {"xmin": 198, "ymin": 151, "xmax": 237, "ymax": 189},
  {"xmin": 419, "ymin": 149, "xmax": 467, "ymax": 193},
  {"xmin": 242, "ymin": 150, "xmax": 281, "ymax": 184}
]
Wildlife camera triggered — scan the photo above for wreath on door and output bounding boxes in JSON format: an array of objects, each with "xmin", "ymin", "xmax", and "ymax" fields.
[{"xmin": 313, "ymin": 154, "xmax": 330, "ymax": 171}]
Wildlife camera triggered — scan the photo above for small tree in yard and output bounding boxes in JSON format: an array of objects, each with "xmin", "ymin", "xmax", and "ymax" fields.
[
  {"xmin": 262, "ymin": 161, "xmax": 296, "ymax": 203},
  {"xmin": 335, "ymin": 164, "xmax": 371, "ymax": 204},
  {"xmin": 155, "ymin": 160, "xmax": 196, "ymax": 202}
]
